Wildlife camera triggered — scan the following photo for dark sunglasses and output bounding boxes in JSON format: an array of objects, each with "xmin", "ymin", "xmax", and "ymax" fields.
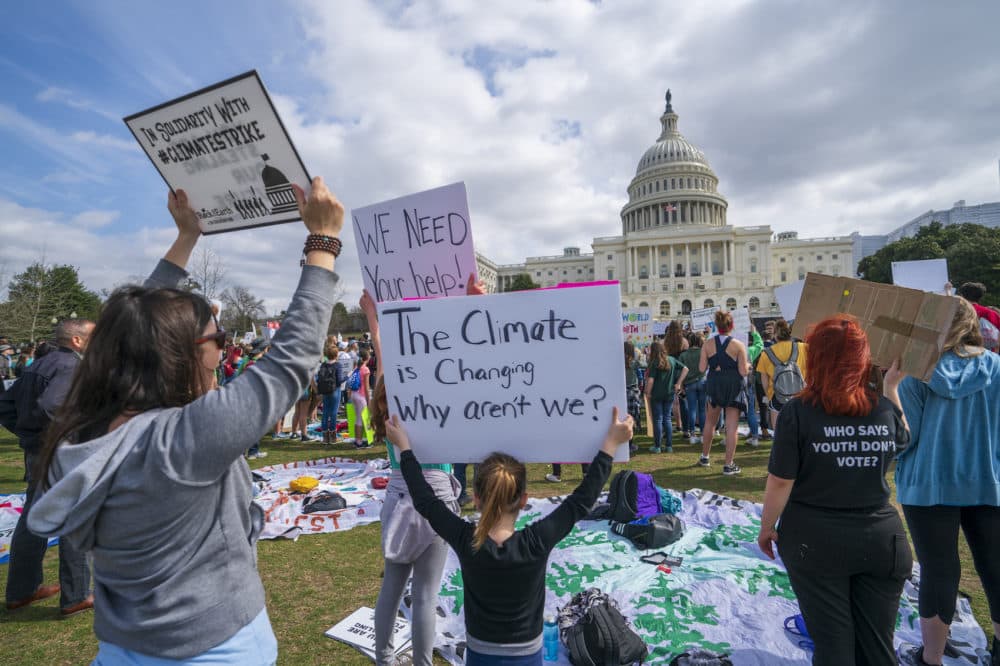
[{"xmin": 195, "ymin": 329, "xmax": 227, "ymax": 350}]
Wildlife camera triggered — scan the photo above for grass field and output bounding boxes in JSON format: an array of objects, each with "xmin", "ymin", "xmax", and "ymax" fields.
[{"xmin": 0, "ymin": 428, "xmax": 991, "ymax": 665}]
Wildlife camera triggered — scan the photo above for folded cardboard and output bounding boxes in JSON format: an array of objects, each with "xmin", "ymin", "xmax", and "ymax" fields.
[{"xmin": 792, "ymin": 273, "xmax": 958, "ymax": 381}]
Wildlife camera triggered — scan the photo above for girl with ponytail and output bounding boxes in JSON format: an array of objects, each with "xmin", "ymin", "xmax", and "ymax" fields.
[{"xmin": 386, "ymin": 408, "xmax": 634, "ymax": 665}]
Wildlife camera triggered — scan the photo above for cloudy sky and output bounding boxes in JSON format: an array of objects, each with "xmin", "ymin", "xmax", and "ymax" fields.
[{"xmin": 1, "ymin": 0, "xmax": 999, "ymax": 313}]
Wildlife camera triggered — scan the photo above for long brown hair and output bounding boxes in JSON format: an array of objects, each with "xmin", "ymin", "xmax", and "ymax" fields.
[
  {"xmin": 472, "ymin": 452, "xmax": 526, "ymax": 550},
  {"xmin": 664, "ymin": 321, "xmax": 685, "ymax": 356},
  {"xmin": 799, "ymin": 315, "xmax": 876, "ymax": 417},
  {"xmin": 370, "ymin": 375, "xmax": 389, "ymax": 442},
  {"xmin": 37, "ymin": 286, "xmax": 215, "ymax": 489},
  {"xmin": 648, "ymin": 340, "xmax": 670, "ymax": 371},
  {"xmin": 624, "ymin": 340, "xmax": 635, "ymax": 370},
  {"xmin": 944, "ymin": 297, "xmax": 984, "ymax": 358}
]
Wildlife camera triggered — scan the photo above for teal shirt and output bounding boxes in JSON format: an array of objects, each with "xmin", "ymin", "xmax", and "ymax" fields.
[{"xmin": 385, "ymin": 439, "xmax": 452, "ymax": 473}]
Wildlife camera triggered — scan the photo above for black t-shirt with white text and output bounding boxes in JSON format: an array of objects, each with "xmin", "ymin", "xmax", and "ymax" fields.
[{"xmin": 768, "ymin": 396, "xmax": 909, "ymax": 509}]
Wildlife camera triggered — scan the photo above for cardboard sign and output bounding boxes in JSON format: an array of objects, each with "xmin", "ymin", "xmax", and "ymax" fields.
[
  {"xmin": 325, "ymin": 607, "xmax": 411, "ymax": 661},
  {"xmin": 892, "ymin": 259, "xmax": 950, "ymax": 294},
  {"xmin": 690, "ymin": 306, "xmax": 717, "ymax": 334},
  {"xmin": 622, "ymin": 308, "xmax": 653, "ymax": 347},
  {"xmin": 378, "ymin": 285, "xmax": 628, "ymax": 463},
  {"xmin": 774, "ymin": 280, "xmax": 805, "ymax": 320},
  {"xmin": 124, "ymin": 71, "xmax": 310, "ymax": 234},
  {"xmin": 352, "ymin": 182, "xmax": 476, "ymax": 302},
  {"xmin": 792, "ymin": 273, "xmax": 959, "ymax": 381}
]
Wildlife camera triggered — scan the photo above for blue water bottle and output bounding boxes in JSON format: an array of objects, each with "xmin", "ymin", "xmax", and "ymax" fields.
[{"xmin": 543, "ymin": 612, "xmax": 559, "ymax": 661}]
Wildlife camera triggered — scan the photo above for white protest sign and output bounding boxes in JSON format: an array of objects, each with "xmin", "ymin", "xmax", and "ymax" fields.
[
  {"xmin": 124, "ymin": 71, "xmax": 309, "ymax": 235},
  {"xmin": 651, "ymin": 320, "xmax": 668, "ymax": 336},
  {"xmin": 325, "ymin": 607, "xmax": 411, "ymax": 661},
  {"xmin": 732, "ymin": 306, "xmax": 752, "ymax": 342},
  {"xmin": 892, "ymin": 258, "xmax": 950, "ymax": 294},
  {"xmin": 242, "ymin": 332, "xmax": 255, "ymax": 345},
  {"xmin": 622, "ymin": 308, "xmax": 653, "ymax": 347},
  {"xmin": 774, "ymin": 280, "xmax": 805, "ymax": 320},
  {"xmin": 378, "ymin": 285, "xmax": 628, "ymax": 463},
  {"xmin": 352, "ymin": 182, "xmax": 476, "ymax": 302},
  {"xmin": 689, "ymin": 306, "xmax": 717, "ymax": 334}
]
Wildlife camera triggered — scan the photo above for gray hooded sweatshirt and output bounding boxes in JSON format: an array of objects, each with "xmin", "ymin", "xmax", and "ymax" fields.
[{"xmin": 28, "ymin": 258, "xmax": 337, "ymax": 659}]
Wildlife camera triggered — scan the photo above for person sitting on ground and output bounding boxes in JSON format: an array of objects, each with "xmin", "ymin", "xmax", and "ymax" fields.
[
  {"xmin": 759, "ymin": 316, "xmax": 912, "ymax": 665},
  {"xmin": 387, "ymin": 408, "xmax": 633, "ymax": 665},
  {"xmin": 889, "ymin": 298, "xmax": 1000, "ymax": 666},
  {"xmin": 699, "ymin": 310, "xmax": 749, "ymax": 474},
  {"xmin": 26, "ymin": 178, "xmax": 343, "ymax": 664}
]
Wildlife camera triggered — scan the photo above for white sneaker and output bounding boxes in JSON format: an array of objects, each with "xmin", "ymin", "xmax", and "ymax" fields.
[
  {"xmin": 689, "ymin": 435, "xmax": 699, "ymax": 445},
  {"xmin": 748, "ymin": 437, "xmax": 759, "ymax": 448},
  {"xmin": 545, "ymin": 474, "xmax": 561, "ymax": 483}
]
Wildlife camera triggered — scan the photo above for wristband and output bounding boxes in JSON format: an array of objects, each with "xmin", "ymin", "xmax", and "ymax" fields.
[{"xmin": 301, "ymin": 234, "xmax": 341, "ymax": 266}]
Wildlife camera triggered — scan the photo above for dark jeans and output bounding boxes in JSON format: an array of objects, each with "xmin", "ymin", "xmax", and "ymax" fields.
[
  {"xmin": 778, "ymin": 502, "xmax": 911, "ymax": 666},
  {"xmin": 902, "ymin": 504, "xmax": 1000, "ymax": 625},
  {"xmin": 685, "ymin": 379, "xmax": 706, "ymax": 432},
  {"xmin": 551, "ymin": 463, "xmax": 589, "ymax": 478},
  {"xmin": 6, "ymin": 450, "xmax": 91, "ymax": 609},
  {"xmin": 676, "ymin": 393, "xmax": 690, "ymax": 433},
  {"xmin": 321, "ymin": 389, "xmax": 341, "ymax": 432},
  {"xmin": 650, "ymin": 399, "xmax": 673, "ymax": 450}
]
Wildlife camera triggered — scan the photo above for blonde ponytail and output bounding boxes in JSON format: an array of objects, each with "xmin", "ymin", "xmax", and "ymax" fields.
[{"xmin": 471, "ymin": 453, "xmax": 526, "ymax": 550}]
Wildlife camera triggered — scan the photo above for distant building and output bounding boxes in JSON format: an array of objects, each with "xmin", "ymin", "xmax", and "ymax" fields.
[{"xmin": 481, "ymin": 91, "xmax": 1000, "ymax": 317}]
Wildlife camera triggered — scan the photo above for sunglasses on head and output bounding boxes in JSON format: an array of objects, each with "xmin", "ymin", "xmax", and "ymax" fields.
[{"xmin": 195, "ymin": 329, "xmax": 227, "ymax": 350}]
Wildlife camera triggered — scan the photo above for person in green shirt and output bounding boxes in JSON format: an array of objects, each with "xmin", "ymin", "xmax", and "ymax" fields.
[{"xmin": 678, "ymin": 333, "xmax": 705, "ymax": 444}]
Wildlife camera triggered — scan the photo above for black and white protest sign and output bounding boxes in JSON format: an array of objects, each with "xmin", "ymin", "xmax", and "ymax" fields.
[
  {"xmin": 378, "ymin": 284, "xmax": 628, "ymax": 463},
  {"xmin": 352, "ymin": 182, "xmax": 476, "ymax": 302},
  {"xmin": 124, "ymin": 71, "xmax": 310, "ymax": 234}
]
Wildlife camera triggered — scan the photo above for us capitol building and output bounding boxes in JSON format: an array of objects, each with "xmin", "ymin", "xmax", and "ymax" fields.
[{"xmin": 475, "ymin": 91, "xmax": 873, "ymax": 319}]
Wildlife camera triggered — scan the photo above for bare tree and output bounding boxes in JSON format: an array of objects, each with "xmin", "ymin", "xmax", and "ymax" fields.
[
  {"xmin": 188, "ymin": 247, "xmax": 228, "ymax": 301},
  {"xmin": 220, "ymin": 285, "xmax": 266, "ymax": 335}
]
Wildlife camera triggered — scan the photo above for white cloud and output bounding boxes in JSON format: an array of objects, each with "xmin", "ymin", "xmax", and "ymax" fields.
[
  {"xmin": 70, "ymin": 130, "xmax": 138, "ymax": 152},
  {"xmin": 36, "ymin": 86, "xmax": 119, "ymax": 121},
  {"xmin": 71, "ymin": 209, "xmax": 120, "ymax": 228}
]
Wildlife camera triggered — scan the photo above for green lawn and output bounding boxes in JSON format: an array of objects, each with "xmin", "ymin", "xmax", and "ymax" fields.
[{"xmin": 0, "ymin": 429, "xmax": 991, "ymax": 665}]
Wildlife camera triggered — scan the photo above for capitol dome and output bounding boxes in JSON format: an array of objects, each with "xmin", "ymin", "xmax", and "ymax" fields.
[{"xmin": 621, "ymin": 90, "xmax": 728, "ymax": 235}]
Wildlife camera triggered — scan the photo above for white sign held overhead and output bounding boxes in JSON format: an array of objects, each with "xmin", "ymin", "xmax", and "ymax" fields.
[
  {"xmin": 352, "ymin": 182, "xmax": 477, "ymax": 302},
  {"xmin": 732, "ymin": 306, "xmax": 752, "ymax": 342},
  {"xmin": 689, "ymin": 306, "xmax": 718, "ymax": 334},
  {"xmin": 892, "ymin": 259, "xmax": 950, "ymax": 294},
  {"xmin": 124, "ymin": 71, "xmax": 310, "ymax": 235},
  {"xmin": 774, "ymin": 280, "xmax": 806, "ymax": 320},
  {"xmin": 378, "ymin": 285, "xmax": 628, "ymax": 463}
]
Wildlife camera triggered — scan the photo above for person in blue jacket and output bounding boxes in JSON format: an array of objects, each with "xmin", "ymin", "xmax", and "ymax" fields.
[{"xmin": 887, "ymin": 298, "xmax": 1000, "ymax": 666}]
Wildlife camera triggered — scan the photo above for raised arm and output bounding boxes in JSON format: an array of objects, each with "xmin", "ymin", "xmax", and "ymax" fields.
[{"xmin": 155, "ymin": 178, "xmax": 344, "ymax": 484}]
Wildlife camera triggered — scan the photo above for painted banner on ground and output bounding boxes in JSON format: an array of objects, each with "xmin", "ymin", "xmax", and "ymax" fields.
[
  {"xmin": 124, "ymin": 71, "xmax": 309, "ymax": 234},
  {"xmin": 416, "ymin": 489, "xmax": 987, "ymax": 665},
  {"xmin": 352, "ymin": 182, "xmax": 476, "ymax": 302},
  {"xmin": 253, "ymin": 457, "xmax": 388, "ymax": 540},
  {"xmin": 892, "ymin": 258, "xmax": 950, "ymax": 293},
  {"xmin": 1, "ymin": 494, "xmax": 58, "ymax": 564},
  {"xmin": 378, "ymin": 284, "xmax": 627, "ymax": 463},
  {"xmin": 622, "ymin": 308, "xmax": 654, "ymax": 347}
]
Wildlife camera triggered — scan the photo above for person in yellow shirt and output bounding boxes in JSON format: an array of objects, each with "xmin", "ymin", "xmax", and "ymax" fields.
[{"xmin": 757, "ymin": 319, "xmax": 808, "ymax": 431}]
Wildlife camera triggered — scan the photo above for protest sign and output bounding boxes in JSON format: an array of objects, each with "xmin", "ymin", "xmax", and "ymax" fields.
[
  {"xmin": 651, "ymin": 320, "xmax": 668, "ymax": 336},
  {"xmin": 378, "ymin": 285, "xmax": 628, "ymax": 463},
  {"xmin": 325, "ymin": 607, "xmax": 411, "ymax": 661},
  {"xmin": 689, "ymin": 306, "xmax": 717, "ymax": 334},
  {"xmin": 352, "ymin": 182, "xmax": 476, "ymax": 302},
  {"xmin": 124, "ymin": 71, "xmax": 309, "ymax": 234},
  {"xmin": 732, "ymin": 306, "xmax": 752, "ymax": 342},
  {"xmin": 792, "ymin": 273, "xmax": 959, "ymax": 381},
  {"xmin": 242, "ymin": 332, "xmax": 255, "ymax": 345},
  {"xmin": 774, "ymin": 280, "xmax": 805, "ymax": 320},
  {"xmin": 892, "ymin": 258, "xmax": 950, "ymax": 293},
  {"xmin": 622, "ymin": 308, "xmax": 653, "ymax": 347}
]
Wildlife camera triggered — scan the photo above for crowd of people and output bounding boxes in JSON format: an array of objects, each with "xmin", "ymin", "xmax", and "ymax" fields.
[{"xmin": 0, "ymin": 177, "xmax": 997, "ymax": 666}]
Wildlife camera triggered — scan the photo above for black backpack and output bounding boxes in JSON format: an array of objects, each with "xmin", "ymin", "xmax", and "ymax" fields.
[
  {"xmin": 561, "ymin": 591, "xmax": 647, "ymax": 665},
  {"xmin": 611, "ymin": 513, "xmax": 684, "ymax": 550},
  {"xmin": 316, "ymin": 361, "xmax": 341, "ymax": 395},
  {"xmin": 606, "ymin": 470, "xmax": 641, "ymax": 524}
]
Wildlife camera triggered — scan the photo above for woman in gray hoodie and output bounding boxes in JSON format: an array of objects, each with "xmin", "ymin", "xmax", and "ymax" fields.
[{"xmin": 28, "ymin": 177, "xmax": 344, "ymax": 665}]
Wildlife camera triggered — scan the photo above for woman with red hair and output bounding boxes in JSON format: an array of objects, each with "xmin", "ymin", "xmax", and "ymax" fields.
[{"xmin": 757, "ymin": 316, "xmax": 912, "ymax": 665}]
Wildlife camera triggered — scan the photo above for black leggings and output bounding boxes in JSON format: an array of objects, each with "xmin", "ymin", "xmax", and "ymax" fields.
[{"xmin": 902, "ymin": 504, "xmax": 1000, "ymax": 624}]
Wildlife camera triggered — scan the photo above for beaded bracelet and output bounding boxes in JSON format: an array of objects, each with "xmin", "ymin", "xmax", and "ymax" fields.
[{"xmin": 303, "ymin": 234, "xmax": 342, "ymax": 257}]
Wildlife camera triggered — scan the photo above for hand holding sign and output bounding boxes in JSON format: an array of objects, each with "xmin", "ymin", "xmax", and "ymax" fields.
[
  {"xmin": 294, "ymin": 177, "xmax": 344, "ymax": 238},
  {"xmin": 385, "ymin": 414, "xmax": 411, "ymax": 452},
  {"xmin": 167, "ymin": 189, "xmax": 202, "ymax": 238},
  {"xmin": 602, "ymin": 407, "xmax": 634, "ymax": 457}
]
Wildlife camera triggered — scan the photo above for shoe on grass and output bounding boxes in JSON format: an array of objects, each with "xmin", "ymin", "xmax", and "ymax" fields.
[
  {"xmin": 61, "ymin": 595, "xmax": 94, "ymax": 618},
  {"xmin": 722, "ymin": 463, "xmax": 742, "ymax": 476},
  {"xmin": 6, "ymin": 584, "xmax": 60, "ymax": 611},
  {"xmin": 544, "ymin": 474, "xmax": 561, "ymax": 483},
  {"xmin": 698, "ymin": 455, "xmax": 710, "ymax": 467},
  {"xmin": 650, "ymin": 446, "xmax": 662, "ymax": 454},
  {"xmin": 748, "ymin": 437, "xmax": 759, "ymax": 448},
  {"xmin": 689, "ymin": 435, "xmax": 699, "ymax": 445},
  {"xmin": 665, "ymin": 446, "xmax": 673, "ymax": 453}
]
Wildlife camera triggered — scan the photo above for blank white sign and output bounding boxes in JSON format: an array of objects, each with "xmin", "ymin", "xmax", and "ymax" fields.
[{"xmin": 892, "ymin": 259, "xmax": 949, "ymax": 293}]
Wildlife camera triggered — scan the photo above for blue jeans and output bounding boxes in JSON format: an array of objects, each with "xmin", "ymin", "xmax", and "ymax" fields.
[
  {"xmin": 322, "ymin": 389, "xmax": 341, "ymax": 432},
  {"xmin": 744, "ymin": 380, "xmax": 759, "ymax": 437},
  {"xmin": 685, "ymin": 379, "xmax": 706, "ymax": 433},
  {"xmin": 466, "ymin": 648, "xmax": 542, "ymax": 665},
  {"xmin": 94, "ymin": 608, "xmax": 277, "ymax": 665},
  {"xmin": 676, "ymin": 392, "xmax": 690, "ymax": 433},
  {"xmin": 650, "ymin": 399, "xmax": 673, "ymax": 450}
]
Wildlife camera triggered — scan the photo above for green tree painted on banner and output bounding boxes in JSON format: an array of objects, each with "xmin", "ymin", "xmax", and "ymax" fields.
[
  {"xmin": 546, "ymin": 562, "xmax": 624, "ymax": 598},
  {"xmin": 438, "ymin": 569, "xmax": 464, "ymax": 615},
  {"xmin": 631, "ymin": 577, "xmax": 730, "ymax": 662}
]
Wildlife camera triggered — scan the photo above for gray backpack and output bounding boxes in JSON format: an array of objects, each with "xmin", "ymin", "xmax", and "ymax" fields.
[{"xmin": 764, "ymin": 343, "xmax": 805, "ymax": 408}]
